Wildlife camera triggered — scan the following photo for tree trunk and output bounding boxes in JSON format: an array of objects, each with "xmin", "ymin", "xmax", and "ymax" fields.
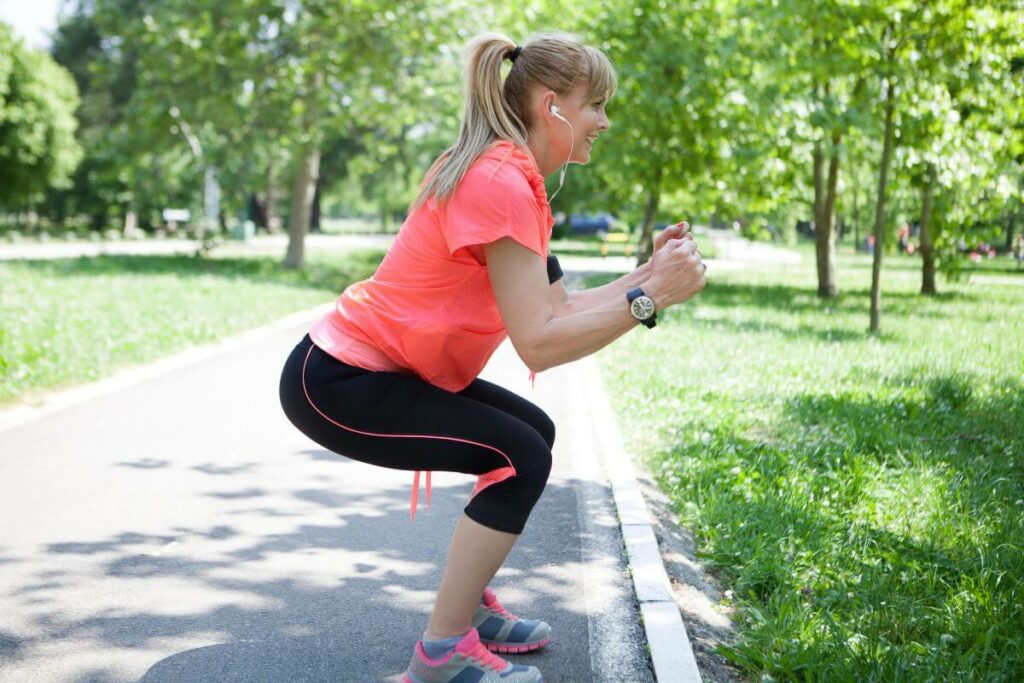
[
  {"xmin": 122, "ymin": 209, "xmax": 138, "ymax": 238},
  {"xmin": 283, "ymin": 146, "xmax": 321, "ymax": 270},
  {"xmin": 920, "ymin": 163, "xmax": 937, "ymax": 295},
  {"xmin": 1005, "ymin": 198, "xmax": 1019, "ymax": 253},
  {"xmin": 310, "ymin": 174, "xmax": 322, "ymax": 233},
  {"xmin": 852, "ymin": 171, "xmax": 861, "ymax": 251},
  {"xmin": 282, "ymin": 69, "xmax": 323, "ymax": 269},
  {"xmin": 635, "ymin": 165, "xmax": 664, "ymax": 266},
  {"xmin": 266, "ymin": 159, "xmax": 279, "ymax": 233},
  {"xmin": 869, "ymin": 75, "xmax": 897, "ymax": 334},
  {"xmin": 813, "ymin": 139, "xmax": 824, "ymax": 230},
  {"xmin": 816, "ymin": 132, "xmax": 841, "ymax": 297},
  {"xmin": 248, "ymin": 192, "xmax": 267, "ymax": 229}
]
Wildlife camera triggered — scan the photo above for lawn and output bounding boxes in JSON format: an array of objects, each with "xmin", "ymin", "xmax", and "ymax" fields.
[
  {"xmin": 0, "ymin": 251, "xmax": 382, "ymax": 405},
  {"xmin": 594, "ymin": 248, "xmax": 1024, "ymax": 681}
]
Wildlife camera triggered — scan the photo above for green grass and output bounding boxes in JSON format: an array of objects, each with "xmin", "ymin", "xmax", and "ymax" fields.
[
  {"xmin": 0, "ymin": 251, "xmax": 382, "ymax": 405},
  {"xmin": 592, "ymin": 251, "xmax": 1024, "ymax": 681}
]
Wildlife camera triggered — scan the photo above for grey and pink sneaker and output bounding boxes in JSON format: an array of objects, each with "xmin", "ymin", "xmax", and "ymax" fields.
[
  {"xmin": 472, "ymin": 587, "xmax": 553, "ymax": 654},
  {"xmin": 401, "ymin": 627, "xmax": 542, "ymax": 683}
]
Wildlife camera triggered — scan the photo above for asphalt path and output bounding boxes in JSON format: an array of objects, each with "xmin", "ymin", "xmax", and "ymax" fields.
[{"xmin": 0, "ymin": 320, "xmax": 653, "ymax": 682}]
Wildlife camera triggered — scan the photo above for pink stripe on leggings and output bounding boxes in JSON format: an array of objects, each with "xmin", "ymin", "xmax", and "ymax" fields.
[{"xmin": 301, "ymin": 344, "xmax": 517, "ymax": 522}]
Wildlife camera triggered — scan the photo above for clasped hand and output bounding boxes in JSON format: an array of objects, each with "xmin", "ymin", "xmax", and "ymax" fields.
[{"xmin": 645, "ymin": 221, "xmax": 707, "ymax": 310}]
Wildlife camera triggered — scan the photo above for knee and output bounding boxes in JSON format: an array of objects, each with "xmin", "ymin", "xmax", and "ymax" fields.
[
  {"xmin": 518, "ymin": 445, "xmax": 552, "ymax": 496},
  {"xmin": 535, "ymin": 413, "xmax": 556, "ymax": 451}
]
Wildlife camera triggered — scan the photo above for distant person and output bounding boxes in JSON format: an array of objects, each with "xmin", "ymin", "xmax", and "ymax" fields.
[
  {"xmin": 277, "ymin": 31, "xmax": 706, "ymax": 683},
  {"xmin": 1013, "ymin": 234, "xmax": 1024, "ymax": 268},
  {"xmin": 898, "ymin": 222, "xmax": 910, "ymax": 253}
]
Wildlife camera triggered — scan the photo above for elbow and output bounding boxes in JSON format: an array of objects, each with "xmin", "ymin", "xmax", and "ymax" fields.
[
  {"xmin": 521, "ymin": 346, "xmax": 550, "ymax": 374},
  {"xmin": 519, "ymin": 331, "xmax": 554, "ymax": 374},
  {"xmin": 529, "ymin": 357, "xmax": 553, "ymax": 374}
]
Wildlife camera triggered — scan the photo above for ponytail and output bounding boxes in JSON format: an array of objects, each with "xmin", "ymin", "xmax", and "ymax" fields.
[{"xmin": 410, "ymin": 31, "xmax": 617, "ymax": 214}]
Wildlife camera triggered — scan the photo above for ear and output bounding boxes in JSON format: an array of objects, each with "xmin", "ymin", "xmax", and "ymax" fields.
[{"xmin": 539, "ymin": 90, "xmax": 560, "ymax": 120}]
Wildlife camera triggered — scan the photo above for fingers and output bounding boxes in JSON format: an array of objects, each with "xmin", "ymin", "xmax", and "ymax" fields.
[{"xmin": 666, "ymin": 238, "xmax": 697, "ymax": 254}]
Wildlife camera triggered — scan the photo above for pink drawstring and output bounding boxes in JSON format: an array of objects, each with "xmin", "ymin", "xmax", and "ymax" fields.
[
  {"xmin": 410, "ymin": 470, "xmax": 432, "ymax": 522},
  {"xmin": 411, "ymin": 466, "xmax": 516, "ymax": 522}
]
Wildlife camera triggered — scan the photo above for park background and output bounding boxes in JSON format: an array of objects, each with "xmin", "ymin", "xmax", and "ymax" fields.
[{"xmin": 2, "ymin": 0, "xmax": 1023, "ymax": 680}]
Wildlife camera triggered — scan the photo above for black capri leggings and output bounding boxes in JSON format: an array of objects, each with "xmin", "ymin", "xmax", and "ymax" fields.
[{"xmin": 278, "ymin": 334, "xmax": 555, "ymax": 535}]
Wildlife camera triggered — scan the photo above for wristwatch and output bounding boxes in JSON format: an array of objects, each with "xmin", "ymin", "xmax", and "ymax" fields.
[{"xmin": 626, "ymin": 287, "xmax": 657, "ymax": 328}]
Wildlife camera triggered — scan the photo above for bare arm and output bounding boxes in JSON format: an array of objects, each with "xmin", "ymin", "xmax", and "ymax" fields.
[
  {"xmin": 488, "ymin": 238, "xmax": 645, "ymax": 373},
  {"xmin": 550, "ymin": 260, "xmax": 653, "ymax": 318}
]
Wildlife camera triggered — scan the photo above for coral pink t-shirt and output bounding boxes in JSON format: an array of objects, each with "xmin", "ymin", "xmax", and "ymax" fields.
[
  {"xmin": 308, "ymin": 140, "xmax": 553, "ymax": 522},
  {"xmin": 309, "ymin": 140, "xmax": 554, "ymax": 393}
]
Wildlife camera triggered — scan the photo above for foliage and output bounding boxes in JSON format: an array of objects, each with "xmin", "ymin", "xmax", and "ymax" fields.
[{"xmin": 0, "ymin": 22, "xmax": 82, "ymax": 210}]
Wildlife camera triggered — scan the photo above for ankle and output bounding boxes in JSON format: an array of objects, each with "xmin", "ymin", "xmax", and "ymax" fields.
[{"xmin": 424, "ymin": 627, "xmax": 468, "ymax": 641}]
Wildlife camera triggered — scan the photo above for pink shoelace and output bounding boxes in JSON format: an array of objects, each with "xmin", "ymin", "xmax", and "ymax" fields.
[
  {"xmin": 488, "ymin": 598, "xmax": 516, "ymax": 621},
  {"xmin": 464, "ymin": 639, "xmax": 510, "ymax": 672}
]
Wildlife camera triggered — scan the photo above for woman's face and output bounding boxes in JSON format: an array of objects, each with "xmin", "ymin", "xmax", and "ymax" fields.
[{"xmin": 549, "ymin": 83, "xmax": 612, "ymax": 165}]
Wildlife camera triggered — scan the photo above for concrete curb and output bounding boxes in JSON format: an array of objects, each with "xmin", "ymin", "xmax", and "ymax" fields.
[
  {"xmin": 0, "ymin": 302, "xmax": 333, "ymax": 434},
  {"xmin": 580, "ymin": 355, "xmax": 703, "ymax": 683}
]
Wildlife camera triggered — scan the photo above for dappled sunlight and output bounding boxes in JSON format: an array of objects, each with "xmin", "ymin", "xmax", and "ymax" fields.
[{"xmin": 597, "ymin": 255, "xmax": 1024, "ymax": 679}]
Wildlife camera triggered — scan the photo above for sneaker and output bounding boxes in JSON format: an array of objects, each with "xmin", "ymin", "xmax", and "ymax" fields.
[
  {"xmin": 402, "ymin": 627, "xmax": 542, "ymax": 683},
  {"xmin": 472, "ymin": 587, "xmax": 553, "ymax": 654}
]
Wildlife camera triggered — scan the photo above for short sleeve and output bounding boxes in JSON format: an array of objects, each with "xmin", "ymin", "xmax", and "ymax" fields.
[{"xmin": 442, "ymin": 161, "xmax": 546, "ymax": 261}]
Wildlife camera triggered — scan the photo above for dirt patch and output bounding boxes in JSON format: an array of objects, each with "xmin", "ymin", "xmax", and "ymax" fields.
[{"xmin": 633, "ymin": 466, "xmax": 745, "ymax": 683}]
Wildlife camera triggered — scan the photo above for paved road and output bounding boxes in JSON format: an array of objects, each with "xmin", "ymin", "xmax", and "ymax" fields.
[
  {"xmin": 0, "ymin": 234, "xmax": 396, "ymax": 261},
  {"xmin": 0, "ymin": 322, "xmax": 653, "ymax": 682},
  {"xmin": 0, "ymin": 230, "xmax": 802, "ymax": 273}
]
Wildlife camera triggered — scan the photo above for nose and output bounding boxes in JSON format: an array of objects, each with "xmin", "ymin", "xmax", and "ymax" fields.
[{"xmin": 599, "ymin": 111, "xmax": 611, "ymax": 131}]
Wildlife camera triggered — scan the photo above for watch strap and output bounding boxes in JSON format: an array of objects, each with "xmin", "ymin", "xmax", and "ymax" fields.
[{"xmin": 626, "ymin": 287, "xmax": 657, "ymax": 328}]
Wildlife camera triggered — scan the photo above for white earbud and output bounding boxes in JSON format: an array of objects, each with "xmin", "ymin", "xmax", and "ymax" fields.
[{"xmin": 548, "ymin": 104, "xmax": 573, "ymax": 201}]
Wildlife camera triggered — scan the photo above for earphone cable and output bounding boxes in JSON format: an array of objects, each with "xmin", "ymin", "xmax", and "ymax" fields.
[{"xmin": 549, "ymin": 117, "xmax": 573, "ymax": 202}]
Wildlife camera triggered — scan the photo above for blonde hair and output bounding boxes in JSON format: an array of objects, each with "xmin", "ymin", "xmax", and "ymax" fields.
[{"xmin": 410, "ymin": 30, "xmax": 617, "ymax": 213}]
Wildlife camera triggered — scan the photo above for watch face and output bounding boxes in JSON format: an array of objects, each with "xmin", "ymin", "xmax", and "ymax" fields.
[{"xmin": 631, "ymin": 296, "xmax": 655, "ymax": 320}]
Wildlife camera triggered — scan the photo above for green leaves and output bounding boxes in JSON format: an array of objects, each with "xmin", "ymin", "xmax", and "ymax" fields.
[{"xmin": 0, "ymin": 22, "xmax": 82, "ymax": 208}]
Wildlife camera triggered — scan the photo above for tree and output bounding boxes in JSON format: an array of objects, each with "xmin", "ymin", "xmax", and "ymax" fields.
[
  {"xmin": 752, "ymin": 0, "xmax": 874, "ymax": 297},
  {"xmin": 587, "ymin": 0, "xmax": 742, "ymax": 265},
  {"xmin": 897, "ymin": 2, "xmax": 1022, "ymax": 296},
  {"xmin": 92, "ymin": 0, "xmax": 462, "ymax": 268},
  {"xmin": 0, "ymin": 22, "xmax": 82, "ymax": 211}
]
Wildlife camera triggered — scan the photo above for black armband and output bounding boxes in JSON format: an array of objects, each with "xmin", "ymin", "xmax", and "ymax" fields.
[{"xmin": 546, "ymin": 255, "xmax": 564, "ymax": 284}]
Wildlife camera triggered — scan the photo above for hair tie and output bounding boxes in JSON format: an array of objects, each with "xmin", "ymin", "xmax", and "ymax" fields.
[{"xmin": 507, "ymin": 45, "xmax": 523, "ymax": 63}]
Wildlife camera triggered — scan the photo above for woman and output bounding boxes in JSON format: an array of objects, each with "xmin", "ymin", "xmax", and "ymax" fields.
[{"xmin": 279, "ymin": 30, "xmax": 706, "ymax": 683}]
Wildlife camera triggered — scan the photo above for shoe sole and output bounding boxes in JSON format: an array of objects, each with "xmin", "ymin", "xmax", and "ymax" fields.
[
  {"xmin": 402, "ymin": 675, "xmax": 544, "ymax": 683},
  {"xmin": 481, "ymin": 636, "xmax": 552, "ymax": 654}
]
